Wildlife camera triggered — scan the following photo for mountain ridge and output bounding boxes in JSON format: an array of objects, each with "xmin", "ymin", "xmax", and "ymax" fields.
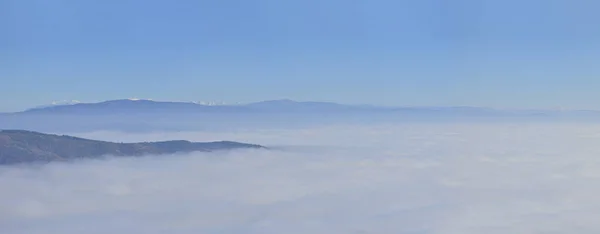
[
  {"xmin": 18, "ymin": 99, "xmax": 504, "ymax": 114},
  {"xmin": 0, "ymin": 130, "xmax": 265, "ymax": 165},
  {"xmin": 19, "ymin": 99, "xmax": 598, "ymax": 114},
  {"xmin": 3, "ymin": 99, "xmax": 600, "ymax": 133}
]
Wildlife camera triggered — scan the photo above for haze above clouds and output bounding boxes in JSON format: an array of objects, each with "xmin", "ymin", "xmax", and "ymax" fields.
[{"xmin": 3, "ymin": 123, "xmax": 600, "ymax": 233}]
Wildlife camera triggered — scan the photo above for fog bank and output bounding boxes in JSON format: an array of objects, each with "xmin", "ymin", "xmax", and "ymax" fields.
[{"xmin": 3, "ymin": 123, "xmax": 600, "ymax": 233}]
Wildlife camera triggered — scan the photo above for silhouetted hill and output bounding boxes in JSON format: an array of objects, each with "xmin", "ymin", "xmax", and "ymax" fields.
[{"xmin": 0, "ymin": 130, "xmax": 265, "ymax": 165}]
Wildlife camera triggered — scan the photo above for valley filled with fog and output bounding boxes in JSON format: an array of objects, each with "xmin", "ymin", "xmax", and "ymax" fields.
[{"xmin": 3, "ymin": 123, "xmax": 600, "ymax": 233}]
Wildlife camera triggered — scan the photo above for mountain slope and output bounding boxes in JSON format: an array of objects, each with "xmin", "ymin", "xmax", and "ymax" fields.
[
  {"xmin": 244, "ymin": 99, "xmax": 367, "ymax": 111},
  {"xmin": 0, "ymin": 130, "xmax": 264, "ymax": 165}
]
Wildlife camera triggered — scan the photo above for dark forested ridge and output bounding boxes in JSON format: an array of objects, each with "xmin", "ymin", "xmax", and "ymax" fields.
[{"xmin": 0, "ymin": 130, "xmax": 264, "ymax": 165}]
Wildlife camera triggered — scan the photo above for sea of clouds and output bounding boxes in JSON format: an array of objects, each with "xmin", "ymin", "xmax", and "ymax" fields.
[{"xmin": 3, "ymin": 123, "xmax": 600, "ymax": 233}]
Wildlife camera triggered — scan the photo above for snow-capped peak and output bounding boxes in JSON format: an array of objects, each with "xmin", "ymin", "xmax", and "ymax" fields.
[
  {"xmin": 50, "ymin": 100, "xmax": 81, "ymax": 106},
  {"xmin": 118, "ymin": 98, "xmax": 153, "ymax": 102},
  {"xmin": 27, "ymin": 100, "xmax": 82, "ymax": 111},
  {"xmin": 192, "ymin": 101, "xmax": 228, "ymax": 106}
]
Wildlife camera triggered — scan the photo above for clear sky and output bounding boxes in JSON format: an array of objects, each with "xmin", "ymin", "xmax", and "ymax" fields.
[{"xmin": 2, "ymin": 0, "xmax": 600, "ymax": 112}]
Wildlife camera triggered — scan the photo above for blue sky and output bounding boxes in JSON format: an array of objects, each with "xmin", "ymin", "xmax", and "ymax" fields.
[{"xmin": 2, "ymin": 0, "xmax": 600, "ymax": 112}]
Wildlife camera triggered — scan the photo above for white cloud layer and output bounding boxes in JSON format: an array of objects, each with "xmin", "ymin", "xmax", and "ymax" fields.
[{"xmin": 3, "ymin": 123, "xmax": 600, "ymax": 233}]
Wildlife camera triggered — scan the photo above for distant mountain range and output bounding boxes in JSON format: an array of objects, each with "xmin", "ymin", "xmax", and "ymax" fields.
[
  {"xmin": 20, "ymin": 99, "xmax": 250, "ymax": 115},
  {"xmin": 10, "ymin": 99, "xmax": 503, "ymax": 115},
  {"xmin": 1, "ymin": 99, "xmax": 599, "ymax": 133},
  {"xmin": 14, "ymin": 99, "xmax": 395, "ymax": 114},
  {"xmin": 0, "ymin": 130, "xmax": 264, "ymax": 165},
  {"xmin": 15, "ymin": 98, "xmax": 597, "ymax": 114}
]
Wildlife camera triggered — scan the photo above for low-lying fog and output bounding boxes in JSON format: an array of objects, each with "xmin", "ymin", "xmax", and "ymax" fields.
[{"xmin": 3, "ymin": 123, "xmax": 600, "ymax": 233}]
